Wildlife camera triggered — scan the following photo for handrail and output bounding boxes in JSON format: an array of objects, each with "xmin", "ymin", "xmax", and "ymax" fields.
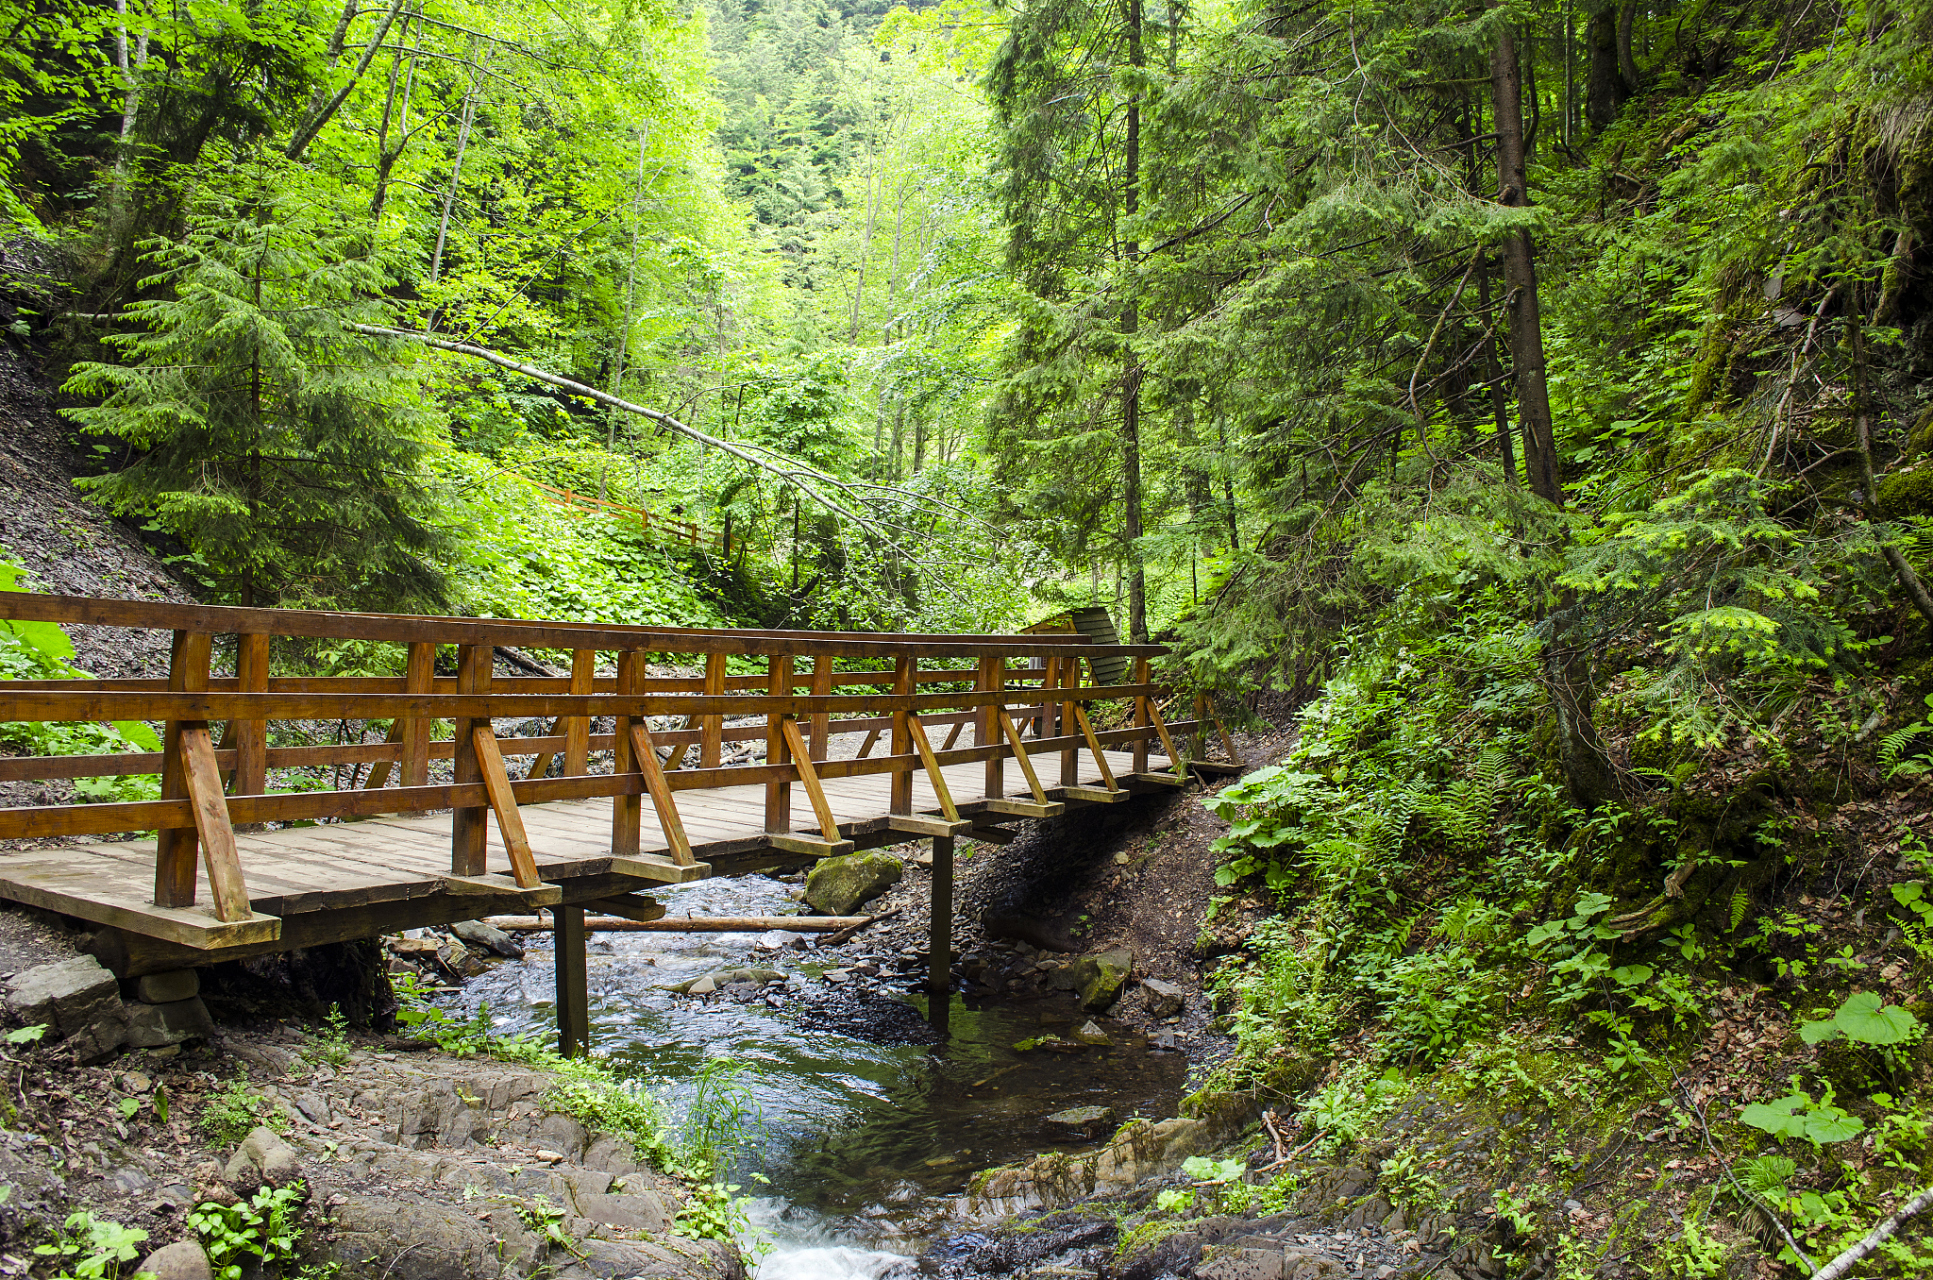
[
  {"xmin": 523, "ymin": 478, "xmax": 720, "ymax": 550},
  {"xmin": 0, "ymin": 594, "xmax": 1193, "ymax": 942}
]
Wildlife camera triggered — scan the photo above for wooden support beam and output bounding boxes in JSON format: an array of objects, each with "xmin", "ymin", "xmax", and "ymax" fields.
[
  {"xmin": 442, "ymin": 873, "xmax": 562, "ymax": 905},
  {"xmin": 1147, "ymin": 694, "xmax": 1184, "ymax": 781},
  {"xmin": 1129, "ymin": 771, "xmax": 1187, "ymax": 788},
  {"xmin": 179, "ymin": 725, "xmax": 252, "ymax": 922},
  {"xmin": 583, "ymin": 893, "xmax": 666, "ymax": 922},
  {"xmin": 904, "ymin": 713, "xmax": 960, "ymax": 821},
  {"xmin": 928, "ymin": 834, "xmax": 953, "ymax": 1002},
  {"xmin": 473, "ymin": 726, "xmax": 541, "ymax": 889},
  {"xmin": 610, "ymin": 650, "xmax": 646, "ymax": 858},
  {"xmin": 1072, "ymin": 699, "xmax": 1120, "ymax": 791},
  {"xmin": 996, "ymin": 708, "xmax": 1050, "ymax": 804},
  {"xmin": 626, "ymin": 722, "xmax": 696, "ymax": 867},
  {"xmin": 555, "ymin": 903, "xmax": 589, "ymax": 1058},
  {"xmin": 609, "ymin": 855, "xmax": 710, "ymax": 884},
  {"xmin": 856, "ymin": 727, "xmax": 880, "ymax": 759},
  {"xmin": 450, "ymin": 644, "xmax": 490, "ymax": 877},
  {"xmin": 966, "ymin": 824, "xmax": 1015, "ymax": 845},
  {"xmin": 978, "ymin": 654, "xmax": 1003, "ymax": 800},
  {"xmin": 982, "ymin": 797, "xmax": 1065, "ymax": 819},
  {"xmin": 766, "ymin": 833, "xmax": 855, "ymax": 857},
  {"xmin": 887, "ymin": 814, "xmax": 973, "ymax": 838},
  {"xmin": 230, "ymin": 632, "xmax": 269, "ymax": 797},
  {"xmin": 764, "ymin": 655, "xmax": 793, "ymax": 834},
  {"xmin": 890, "ymin": 655, "xmax": 915, "ymax": 815},
  {"xmin": 1060, "ymin": 655, "xmax": 1081, "ymax": 787},
  {"xmin": 361, "ymin": 719, "xmax": 405, "ymax": 789},
  {"xmin": 155, "ymin": 630, "xmax": 211, "ymax": 909},
  {"xmin": 565, "ymin": 648, "xmax": 594, "ymax": 775},
  {"xmin": 1063, "ymin": 784, "xmax": 1131, "ymax": 804},
  {"xmin": 779, "ymin": 717, "xmax": 841, "ymax": 843}
]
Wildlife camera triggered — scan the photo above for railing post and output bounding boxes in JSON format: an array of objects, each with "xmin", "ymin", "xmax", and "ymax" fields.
[
  {"xmin": 890, "ymin": 654, "xmax": 915, "ymax": 815},
  {"xmin": 155, "ymin": 630, "xmax": 211, "ymax": 908},
  {"xmin": 808, "ymin": 654, "xmax": 832, "ymax": 762},
  {"xmin": 565, "ymin": 647, "xmax": 594, "ymax": 776},
  {"xmin": 230, "ymin": 632, "xmax": 269, "ymax": 797},
  {"xmin": 399, "ymin": 640, "xmax": 435, "ymax": 790},
  {"xmin": 611, "ymin": 649, "xmax": 645, "ymax": 856},
  {"xmin": 977, "ymin": 654, "xmax": 1003, "ymax": 799},
  {"xmin": 1038, "ymin": 654, "xmax": 1059, "ymax": 741},
  {"xmin": 450, "ymin": 643, "xmax": 490, "ymax": 877},
  {"xmin": 700, "ymin": 651, "xmax": 726, "ymax": 768},
  {"xmin": 1132, "ymin": 656, "xmax": 1151, "ymax": 775},
  {"xmin": 764, "ymin": 654, "xmax": 793, "ymax": 833},
  {"xmin": 1192, "ymin": 691, "xmax": 1209, "ymax": 760},
  {"xmin": 1060, "ymin": 656, "xmax": 1081, "ymax": 787}
]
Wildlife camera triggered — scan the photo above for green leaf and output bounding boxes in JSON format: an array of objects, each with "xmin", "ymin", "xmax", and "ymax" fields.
[
  {"xmin": 1797, "ymin": 1015, "xmax": 1841, "ymax": 1045},
  {"xmin": 1738, "ymin": 1095, "xmax": 1812, "ymax": 1140},
  {"xmin": 1801, "ymin": 1108, "xmax": 1865, "ymax": 1144},
  {"xmin": 1829, "ymin": 991, "xmax": 1919, "ymax": 1046},
  {"xmin": 112, "ymin": 720, "xmax": 162, "ymax": 752}
]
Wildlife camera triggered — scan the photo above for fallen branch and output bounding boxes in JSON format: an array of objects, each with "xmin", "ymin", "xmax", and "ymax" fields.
[
  {"xmin": 484, "ymin": 914, "xmax": 871, "ymax": 933},
  {"xmin": 823, "ymin": 906, "xmax": 900, "ymax": 946},
  {"xmin": 1811, "ymin": 1186, "xmax": 1933, "ymax": 1280}
]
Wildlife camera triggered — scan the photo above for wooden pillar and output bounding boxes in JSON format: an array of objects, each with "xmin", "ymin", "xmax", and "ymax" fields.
[
  {"xmin": 1039, "ymin": 654, "xmax": 1059, "ymax": 740},
  {"xmin": 929, "ymin": 834, "xmax": 953, "ymax": 1029},
  {"xmin": 1192, "ymin": 692, "xmax": 1209, "ymax": 760},
  {"xmin": 1132, "ymin": 656, "xmax": 1151, "ymax": 775},
  {"xmin": 230, "ymin": 632, "xmax": 269, "ymax": 797},
  {"xmin": 764, "ymin": 654, "xmax": 793, "ymax": 833},
  {"xmin": 564, "ymin": 648, "xmax": 594, "ymax": 776},
  {"xmin": 399, "ymin": 640, "xmax": 435, "ymax": 790},
  {"xmin": 978, "ymin": 655, "xmax": 1004, "ymax": 799},
  {"xmin": 890, "ymin": 654, "xmax": 915, "ymax": 815},
  {"xmin": 808, "ymin": 655, "xmax": 832, "ymax": 762},
  {"xmin": 555, "ymin": 903, "xmax": 589, "ymax": 1058},
  {"xmin": 700, "ymin": 651, "xmax": 726, "ymax": 768},
  {"xmin": 1060, "ymin": 656, "xmax": 1082, "ymax": 787},
  {"xmin": 450, "ymin": 644, "xmax": 490, "ymax": 877},
  {"xmin": 611, "ymin": 649, "xmax": 645, "ymax": 857},
  {"xmin": 155, "ymin": 631, "xmax": 212, "ymax": 908}
]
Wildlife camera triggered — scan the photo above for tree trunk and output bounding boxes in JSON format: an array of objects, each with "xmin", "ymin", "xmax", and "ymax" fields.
[
  {"xmin": 1477, "ymin": 258, "xmax": 1517, "ymax": 482},
  {"xmin": 1121, "ymin": 0, "xmax": 1148, "ymax": 644},
  {"xmin": 287, "ymin": 0, "xmax": 408, "ymax": 161},
  {"xmin": 1491, "ymin": 21, "xmax": 1561, "ymax": 506},
  {"xmin": 428, "ymin": 67, "xmax": 480, "ymax": 288},
  {"xmin": 1584, "ymin": 0, "xmax": 1628, "ymax": 130},
  {"xmin": 850, "ymin": 167, "xmax": 880, "ymax": 341},
  {"xmin": 1616, "ymin": 0, "xmax": 1640, "ymax": 90}
]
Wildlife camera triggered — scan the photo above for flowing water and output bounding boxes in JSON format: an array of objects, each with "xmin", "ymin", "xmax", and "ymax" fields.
[{"xmin": 436, "ymin": 873, "xmax": 1188, "ymax": 1278}]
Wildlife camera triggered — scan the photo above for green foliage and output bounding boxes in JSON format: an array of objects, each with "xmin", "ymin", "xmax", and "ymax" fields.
[
  {"xmin": 1797, "ymin": 993, "xmax": 1922, "ymax": 1048},
  {"xmin": 300, "ymin": 1004, "xmax": 352, "ymax": 1069},
  {"xmin": 1738, "ymin": 1083, "xmax": 1865, "ymax": 1147},
  {"xmin": 512, "ymin": 1196, "xmax": 580, "ymax": 1257},
  {"xmin": 188, "ymin": 1183, "xmax": 306, "ymax": 1280},
  {"xmin": 196, "ymin": 1080, "xmax": 287, "ymax": 1148},
  {"xmin": 32, "ymin": 1211, "xmax": 150, "ymax": 1280}
]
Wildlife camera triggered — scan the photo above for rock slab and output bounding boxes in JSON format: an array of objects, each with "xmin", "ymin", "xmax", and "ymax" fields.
[
  {"xmin": 6, "ymin": 956, "xmax": 121, "ymax": 1037},
  {"xmin": 804, "ymin": 851, "xmax": 903, "ymax": 916}
]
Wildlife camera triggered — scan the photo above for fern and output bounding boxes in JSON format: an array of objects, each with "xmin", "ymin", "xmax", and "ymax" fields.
[
  {"xmin": 1879, "ymin": 721, "xmax": 1931, "ymax": 780},
  {"xmin": 1728, "ymin": 888, "xmax": 1750, "ymax": 933}
]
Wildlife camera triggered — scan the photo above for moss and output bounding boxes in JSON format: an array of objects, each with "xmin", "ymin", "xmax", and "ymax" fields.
[{"xmin": 1878, "ymin": 465, "xmax": 1933, "ymax": 517}]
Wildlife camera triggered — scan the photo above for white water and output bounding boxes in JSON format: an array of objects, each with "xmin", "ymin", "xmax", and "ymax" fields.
[{"xmin": 743, "ymin": 1198, "xmax": 915, "ymax": 1280}]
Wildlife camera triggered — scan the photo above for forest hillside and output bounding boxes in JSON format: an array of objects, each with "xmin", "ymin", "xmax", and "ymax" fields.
[{"xmin": 0, "ymin": 0, "xmax": 1931, "ymax": 1277}]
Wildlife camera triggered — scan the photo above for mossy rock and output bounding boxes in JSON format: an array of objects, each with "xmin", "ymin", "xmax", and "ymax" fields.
[
  {"xmin": 803, "ymin": 851, "xmax": 903, "ymax": 915},
  {"xmin": 1878, "ymin": 465, "xmax": 1933, "ymax": 516}
]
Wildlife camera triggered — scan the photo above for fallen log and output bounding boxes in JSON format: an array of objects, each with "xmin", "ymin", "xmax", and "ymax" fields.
[{"xmin": 483, "ymin": 914, "xmax": 873, "ymax": 933}]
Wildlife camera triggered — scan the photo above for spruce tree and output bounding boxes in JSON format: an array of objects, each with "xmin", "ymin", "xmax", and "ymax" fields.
[{"xmin": 66, "ymin": 159, "xmax": 450, "ymax": 611}]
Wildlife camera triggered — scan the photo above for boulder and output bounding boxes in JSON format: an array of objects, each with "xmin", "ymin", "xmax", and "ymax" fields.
[
  {"xmin": 1064, "ymin": 948, "xmax": 1133, "ymax": 1011},
  {"xmin": 125, "ymin": 997, "xmax": 217, "ymax": 1048},
  {"xmin": 67, "ymin": 1006, "xmax": 131, "ymax": 1063},
  {"xmin": 222, "ymin": 1126, "xmax": 299, "ymax": 1193},
  {"xmin": 449, "ymin": 919, "xmax": 523, "ymax": 959},
  {"xmin": 1141, "ymin": 977, "xmax": 1186, "ymax": 1016},
  {"xmin": 804, "ymin": 851, "xmax": 903, "ymax": 916},
  {"xmin": 1044, "ymin": 1105, "xmax": 1114, "ymax": 1132},
  {"xmin": 1070, "ymin": 1020, "xmax": 1113, "ymax": 1047},
  {"xmin": 135, "ymin": 1241, "xmax": 214, "ymax": 1280},
  {"xmin": 435, "ymin": 941, "xmax": 490, "ymax": 978},
  {"xmin": 574, "ymin": 1191, "xmax": 670, "ymax": 1232},
  {"xmin": 6, "ymin": 956, "xmax": 122, "ymax": 1038},
  {"xmin": 136, "ymin": 969, "xmax": 200, "ymax": 1004}
]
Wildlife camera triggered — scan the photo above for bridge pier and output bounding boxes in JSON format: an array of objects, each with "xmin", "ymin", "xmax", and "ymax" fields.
[
  {"xmin": 927, "ymin": 834, "xmax": 953, "ymax": 1032},
  {"xmin": 556, "ymin": 903, "xmax": 589, "ymax": 1057}
]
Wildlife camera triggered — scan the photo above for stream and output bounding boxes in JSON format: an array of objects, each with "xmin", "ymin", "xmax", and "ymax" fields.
[{"xmin": 434, "ymin": 872, "xmax": 1189, "ymax": 1278}]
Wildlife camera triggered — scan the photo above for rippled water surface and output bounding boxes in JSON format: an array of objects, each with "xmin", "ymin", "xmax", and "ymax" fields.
[{"xmin": 437, "ymin": 874, "xmax": 1186, "ymax": 1276}]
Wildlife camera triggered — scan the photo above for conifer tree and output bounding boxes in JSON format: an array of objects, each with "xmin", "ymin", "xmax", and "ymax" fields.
[{"xmin": 66, "ymin": 159, "xmax": 450, "ymax": 611}]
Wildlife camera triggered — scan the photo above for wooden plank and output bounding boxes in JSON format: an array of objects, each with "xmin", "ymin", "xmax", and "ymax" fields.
[
  {"xmin": 565, "ymin": 648, "xmax": 595, "ymax": 776},
  {"xmin": 1063, "ymin": 784, "xmax": 1132, "ymax": 804},
  {"xmin": 886, "ymin": 814, "xmax": 973, "ymax": 838},
  {"xmin": 584, "ymin": 894, "xmax": 666, "ymax": 922},
  {"xmin": 179, "ymin": 725, "xmax": 252, "ymax": 922},
  {"xmin": 610, "ymin": 650, "xmax": 646, "ymax": 857},
  {"xmin": 890, "ymin": 656, "xmax": 914, "ymax": 815},
  {"xmin": 983, "ymin": 797, "xmax": 1065, "ymax": 818},
  {"xmin": 0, "ymin": 862, "xmax": 279, "ymax": 948},
  {"xmin": 608, "ymin": 856, "xmax": 711, "ymax": 885},
  {"xmin": 442, "ymin": 874, "xmax": 562, "ymax": 905},
  {"xmin": 700, "ymin": 652, "xmax": 726, "ymax": 767},
  {"xmin": 766, "ymin": 833, "xmax": 855, "ymax": 858},
  {"xmin": 473, "ymin": 727, "xmax": 542, "ymax": 888},
  {"xmin": 1129, "ymin": 771, "xmax": 1188, "ymax": 788},
  {"xmin": 979, "ymin": 654, "xmax": 1003, "ymax": 799},
  {"xmin": 808, "ymin": 657, "xmax": 832, "ymax": 761},
  {"xmin": 1132, "ymin": 657, "xmax": 1151, "ymax": 776}
]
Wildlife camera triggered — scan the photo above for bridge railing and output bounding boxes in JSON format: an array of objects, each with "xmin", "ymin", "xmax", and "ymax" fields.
[{"xmin": 0, "ymin": 593, "xmax": 1197, "ymax": 933}]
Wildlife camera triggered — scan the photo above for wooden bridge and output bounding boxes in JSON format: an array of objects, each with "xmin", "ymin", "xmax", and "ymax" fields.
[{"xmin": 0, "ymin": 594, "xmax": 1233, "ymax": 1051}]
